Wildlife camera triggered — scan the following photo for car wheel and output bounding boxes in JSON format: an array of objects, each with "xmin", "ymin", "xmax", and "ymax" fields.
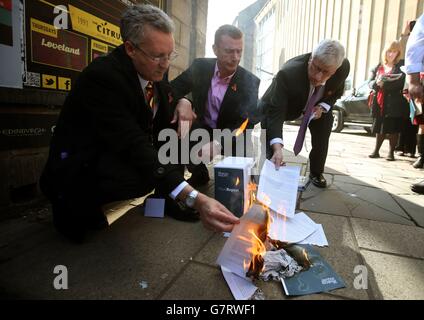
[{"xmin": 332, "ymin": 109, "xmax": 344, "ymax": 132}]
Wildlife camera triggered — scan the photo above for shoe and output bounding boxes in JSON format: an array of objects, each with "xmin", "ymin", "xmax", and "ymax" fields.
[
  {"xmin": 165, "ymin": 198, "xmax": 200, "ymax": 222},
  {"xmin": 413, "ymin": 156, "xmax": 423, "ymax": 169},
  {"xmin": 395, "ymin": 151, "xmax": 405, "ymax": 156},
  {"xmin": 309, "ymin": 173, "xmax": 327, "ymax": 188},
  {"xmin": 368, "ymin": 152, "xmax": 380, "ymax": 158},
  {"xmin": 386, "ymin": 152, "xmax": 395, "ymax": 161},
  {"xmin": 411, "ymin": 180, "xmax": 424, "ymax": 195},
  {"xmin": 187, "ymin": 165, "xmax": 210, "ymax": 188}
]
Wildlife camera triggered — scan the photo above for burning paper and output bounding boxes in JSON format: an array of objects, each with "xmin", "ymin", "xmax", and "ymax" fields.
[
  {"xmin": 216, "ymin": 204, "xmax": 268, "ymax": 278},
  {"xmin": 256, "ymin": 160, "xmax": 300, "ymax": 218},
  {"xmin": 260, "ymin": 249, "xmax": 303, "ymax": 281}
]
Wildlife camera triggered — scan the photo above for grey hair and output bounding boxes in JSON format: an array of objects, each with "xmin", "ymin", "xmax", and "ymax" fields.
[
  {"xmin": 120, "ymin": 4, "xmax": 175, "ymax": 44},
  {"xmin": 312, "ymin": 39, "xmax": 345, "ymax": 68}
]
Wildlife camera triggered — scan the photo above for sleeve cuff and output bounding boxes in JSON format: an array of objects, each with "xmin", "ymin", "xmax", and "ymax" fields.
[
  {"xmin": 169, "ymin": 181, "xmax": 188, "ymax": 200},
  {"xmin": 318, "ymin": 102, "xmax": 331, "ymax": 113},
  {"xmin": 270, "ymin": 138, "xmax": 284, "ymax": 147},
  {"xmin": 405, "ymin": 63, "xmax": 424, "ymax": 74}
]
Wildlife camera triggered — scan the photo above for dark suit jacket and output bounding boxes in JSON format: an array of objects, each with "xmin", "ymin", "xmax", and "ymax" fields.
[
  {"xmin": 261, "ymin": 53, "xmax": 350, "ymax": 141},
  {"xmin": 41, "ymin": 45, "xmax": 184, "ymax": 198},
  {"xmin": 170, "ymin": 58, "xmax": 261, "ymax": 130}
]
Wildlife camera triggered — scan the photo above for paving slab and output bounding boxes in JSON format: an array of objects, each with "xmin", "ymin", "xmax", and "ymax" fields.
[
  {"xmin": 305, "ymin": 213, "xmax": 371, "ymax": 300},
  {"xmin": 0, "ymin": 210, "xmax": 213, "ymax": 299},
  {"xmin": 160, "ymin": 263, "xmax": 233, "ymax": 300},
  {"xmin": 300, "ymin": 190, "xmax": 355, "ymax": 217},
  {"xmin": 351, "ymin": 218, "xmax": 424, "ymax": 259},
  {"xmin": 393, "ymin": 194, "xmax": 424, "ymax": 227},
  {"xmin": 361, "ymin": 250, "xmax": 424, "ymax": 300}
]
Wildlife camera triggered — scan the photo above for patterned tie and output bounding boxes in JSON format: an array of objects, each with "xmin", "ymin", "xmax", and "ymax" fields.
[
  {"xmin": 145, "ymin": 81, "xmax": 155, "ymax": 110},
  {"xmin": 293, "ymin": 86, "xmax": 323, "ymax": 156}
]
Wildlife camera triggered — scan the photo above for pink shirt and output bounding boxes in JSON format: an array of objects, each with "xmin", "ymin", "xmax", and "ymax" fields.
[{"xmin": 204, "ymin": 64, "xmax": 235, "ymax": 129}]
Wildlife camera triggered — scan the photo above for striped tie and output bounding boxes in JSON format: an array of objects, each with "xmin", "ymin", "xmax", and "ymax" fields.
[{"xmin": 145, "ymin": 81, "xmax": 155, "ymax": 110}]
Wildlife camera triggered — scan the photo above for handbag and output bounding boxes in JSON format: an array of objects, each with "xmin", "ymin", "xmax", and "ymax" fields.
[{"xmin": 367, "ymin": 90, "xmax": 375, "ymax": 108}]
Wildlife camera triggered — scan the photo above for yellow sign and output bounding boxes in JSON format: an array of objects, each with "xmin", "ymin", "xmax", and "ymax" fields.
[
  {"xmin": 69, "ymin": 5, "xmax": 122, "ymax": 46},
  {"xmin": 58, "ymin": 77, "xmax": 72, "ymax": 91},
  {"xmin": 30, "ymin": 18, "xmax": 57, "ymax": 38},
  {"xmin": 42, "ymin": 74, "xmax": 57, "ymax": 89},
  {"xmin": 91, "ymin": 39, "xmax": 108, "ymax": 54}
]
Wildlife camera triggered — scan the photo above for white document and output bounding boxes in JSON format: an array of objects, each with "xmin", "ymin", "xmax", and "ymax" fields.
[
  {"xmin": 268, "ymin": 211, "xmax": 318, "ymax": 243},
  {"xmin": 216, "ymin": 205, "xmax": 268, "ymax": 278},
  {"xmin": 256, "ymin": 160, "xmax": 300, "ymax": 218},
  {"xmin": 144, "ymin": 198, "xmax": 165, "ymax": 218},
  {"xmin": 221, "ymin": 266, "xmax": 258, "ymax": 300},
  {"xmin": 299, "ymin": 224, "xmax": 328, "ymax": 247}
]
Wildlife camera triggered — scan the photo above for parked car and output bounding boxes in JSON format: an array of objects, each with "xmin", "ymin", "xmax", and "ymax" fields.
[
  {"xmin": 286, "ymin": 80, "xmax": 374, "ymax": 133},
  {"xmin": 332, "ymin": 81, "xmax": 373, "ymax": 133}
]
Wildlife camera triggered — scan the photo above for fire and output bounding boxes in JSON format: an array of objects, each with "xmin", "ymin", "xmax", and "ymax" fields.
[
  {"xmin": 235, "ymin": 177, "xmax": 240, "ymax": 186},
  {"xmin": 247, "ymin": 182, "xmax": 257, "ymax": 209},
  {"xmin": 302, "ymin": 248, "xmax": 311, "ymax": 267},
  {"xmin": 235, "ymin": 118, "xmax": 249, "ymax": 137}
]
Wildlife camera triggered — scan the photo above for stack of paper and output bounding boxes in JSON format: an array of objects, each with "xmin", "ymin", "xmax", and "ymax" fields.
[
  {"xmin": 256, "ymin": 160, "xmax": 300, "ymax": 218},
  {"xmin": 256, "ymin": 161, "xmax": 328, "ymax": 247}
]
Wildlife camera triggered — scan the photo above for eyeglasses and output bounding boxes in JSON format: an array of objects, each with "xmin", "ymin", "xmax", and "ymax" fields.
[
  {"xmin": 309, "ymin": 60, "xmax": 336, "ymax": 77},
  {"xmin": 132, "ymin": 42, "xmax": 178, "ymax": 63}
]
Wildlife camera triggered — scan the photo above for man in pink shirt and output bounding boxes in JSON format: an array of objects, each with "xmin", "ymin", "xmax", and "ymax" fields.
[{"xmin": 171, "ymin": 25, "xmax": 261, "ymax": 186}]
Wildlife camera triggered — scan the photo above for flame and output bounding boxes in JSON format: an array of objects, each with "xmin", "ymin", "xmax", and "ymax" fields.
[
  {"xmin": 302, "ymin": 249, "xmax": 311, "ymax": 266},
  {"xmin": 235, "ymin": 177, "xmax": 240, "ymax": 186},
  {"xmin": 235, "ymin": 119, "xmax": 249, "ymax": 137},
  {"xmin": 247, "ymin": 182, "xmax": 257, "ymax": 209},
  {"xmin": 247, "ymin": 229, "xmax": 267, "ymax": 273}
]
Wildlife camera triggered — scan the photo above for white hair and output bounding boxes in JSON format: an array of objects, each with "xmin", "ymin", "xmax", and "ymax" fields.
[{"xmin": 312, "ymin": 39, "xmax": 345, "ymax": 68}]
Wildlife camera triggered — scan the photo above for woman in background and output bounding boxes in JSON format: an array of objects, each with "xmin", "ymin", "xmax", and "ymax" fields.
[{"xmin": 368, "ymin": 41, "xmax": 409, "ymax": 161}]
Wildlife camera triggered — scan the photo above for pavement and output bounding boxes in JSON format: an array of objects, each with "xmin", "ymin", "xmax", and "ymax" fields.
[{"xmin": 0, "ymin": 125, "xmax": 423, "ymax": 300}]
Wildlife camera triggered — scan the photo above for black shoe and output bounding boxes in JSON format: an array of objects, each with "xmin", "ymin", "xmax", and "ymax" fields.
[
  {"xmin": 187, "ymin": 166, "xmax": 210, "ymax": 188},
  {"xmin": 368, "ymin": 152, "xmax": 380, "ymax": 159},
  {"xmin": 309, "ymin": 173, "xmax": 327, "ymax": 188},
  {"xmin": 165, "ymin": 198, "xmax": 200, "ymax": 222},
  {"xmin": 386, "ymin": 152, "xmax": 395, "ymax": 161},
  {"xmin": 411, "ymin": 180, "xmax": 424, "ymax": 195}
]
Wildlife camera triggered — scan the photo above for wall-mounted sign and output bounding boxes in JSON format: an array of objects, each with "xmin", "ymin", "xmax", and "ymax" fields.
[{"xmin": 31, "ymin": 17, "xmax": 88, "ymax": 72}]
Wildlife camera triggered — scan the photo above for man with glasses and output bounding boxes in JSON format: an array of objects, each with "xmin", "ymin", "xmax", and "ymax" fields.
[
  {"xmin": 40, "ymin": 5, "xmax": 239, "ymax": 243},
  {"xmin": 171, "ymin": 25, "xmax": 261, "ymax": 187},
  {"xmin": 260, "ymin": 40, "xmax": 350, "ymax": 188}
]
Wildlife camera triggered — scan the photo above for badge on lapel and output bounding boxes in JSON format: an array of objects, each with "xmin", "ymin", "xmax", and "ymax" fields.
[
  {"xmin": 168, "ymin": 92, "xmax": 174, "ymax": 104},
  {"xmin": 231, "ymin": 83, "xmax": 237, "ymax": 92}
]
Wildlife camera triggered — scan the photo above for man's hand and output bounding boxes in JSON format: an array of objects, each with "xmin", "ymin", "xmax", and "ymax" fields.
[
  {"xmin": 270, "ymin": 143, "xmax": 285, "ymax": 170},
  {"xmin": 171, "ymin": 98, "xmax": 197, "ymax": 138},
  {"xmin": 312, "ymin": 105, "xmax": 325, "ymax": 120},
  {"xmin": 194, "ymin": 193, "xmax": 240, "ymax": 232}
]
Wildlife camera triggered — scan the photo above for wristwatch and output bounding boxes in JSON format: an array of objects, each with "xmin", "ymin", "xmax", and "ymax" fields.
[{"xmin": 185, "ymin": 190, "xmax": 199, "ymax": 208}]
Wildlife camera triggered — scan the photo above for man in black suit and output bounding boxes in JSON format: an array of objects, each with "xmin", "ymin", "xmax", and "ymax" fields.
[
  {"xmin": 261, "ymin": 40, "xmax": 350, "ymax": 188},
  {"xmin": 171, "ymin": 25, "xmax": 261, "ymax": 187},
  {"xmin": 40, "ymin": 5, "xmax": 239, "ymax": 242}
]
